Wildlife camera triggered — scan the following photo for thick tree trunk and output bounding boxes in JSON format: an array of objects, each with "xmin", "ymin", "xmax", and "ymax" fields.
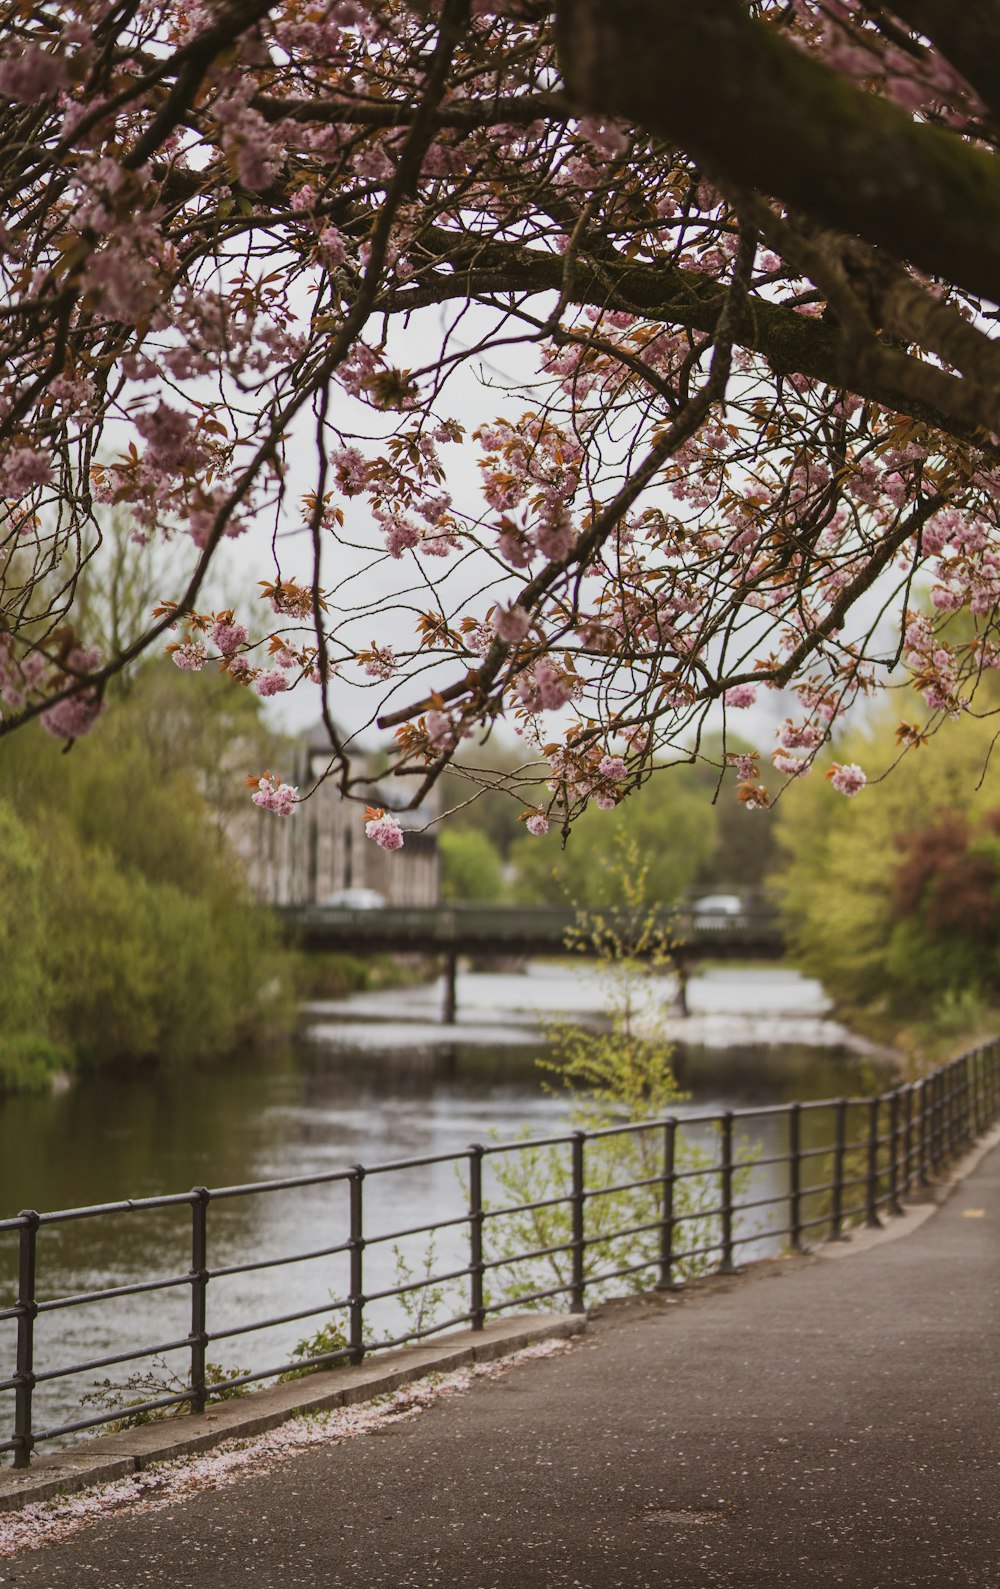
[{"xmin": 555, "ymin": 0, "xmax": 1000, "ymax": 305}]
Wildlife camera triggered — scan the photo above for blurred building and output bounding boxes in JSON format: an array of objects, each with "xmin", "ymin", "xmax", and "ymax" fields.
[{"xmin": 239, "ymin": 723, "xmax": 439, "ymax": 907}]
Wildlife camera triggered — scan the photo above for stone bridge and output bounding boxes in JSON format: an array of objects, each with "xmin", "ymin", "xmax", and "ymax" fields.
[{"xmin": 276, "ymin": 903, "xmax": 785, "ymax": 1019}]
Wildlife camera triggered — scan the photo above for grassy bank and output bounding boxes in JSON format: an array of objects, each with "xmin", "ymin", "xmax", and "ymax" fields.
[{"xmin": 294, "ymin": 952, "xmax": 436, "ymax": 1001}]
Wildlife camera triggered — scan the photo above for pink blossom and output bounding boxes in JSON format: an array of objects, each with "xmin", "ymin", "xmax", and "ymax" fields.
[
  {"xmin": 425, "ymin": 710, "xmax": 458, "ymax": 750},
  {"xmin": 333, "ymin": 445, "xmax": 367, "ymax": 495},
  {"xmin": 535, "ymin": 514, "xmax": 576, "ymax": 562},
  {"xmin": 0, "ymin": 46, "xmax": 70, "ymax": 103},
  {"xmin": 40, "ymin": 693, "xmax": 104, "ymax": 741},
  {"xmin": 597, "ymin": 754, "xmax": 627, "ymax": 782},
  {"xmin": 319, "ymin": 227, "xmax": 349, "ymax": 267},
  {"xmin": 254, "ymin": 669, "xmax": 290, "ymax": 696},
  {"xmin": 211, "ymin": 620, "xmax": 248, "ymax": 657},
  {"xmin": 252, "ymin": 774, "xmax": 298, "ymax": 815},
  {"xmin": 363, "ymin": 645, "xmax": 396, "ymax": 681},
  {"xmin": 518, "ymin": 658, "xmax": 573, "ymax": 712},
  {"xmin": 136, "ymin": 403, "xmax": 200, "ymax": 474},
  {"xmin": 493, "ymin": 604, "xmax": 530, "ymax": 643},
  {"xmin": 525, "ymin": 812, "xmax": 549, "ymax": 836},
  {"xmin": 772, "ymin": 751, "xmax": 810, "ymax": 778},
  {"xmin": 724, "ymin": 684, "xmax": 757, "ymax": 709},
  {"xmin": 828, "ymin": 762, "xmax": 866, "ymax": 798},
  {"xmin": 366, "ymin": 812, "xmax": 404, "ymax": 851},
  {"xmin": 171, "ymin": 641, "xmax": 208, "ymax": 672},
  {"xmin": 1, "ymin": 447, "xmax": 52, "ymax": 497}
]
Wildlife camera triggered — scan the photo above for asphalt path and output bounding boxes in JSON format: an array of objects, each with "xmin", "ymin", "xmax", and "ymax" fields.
[{"xmin": 7, "ymin": 1145, "xmax": 999, "ymax": 1588}]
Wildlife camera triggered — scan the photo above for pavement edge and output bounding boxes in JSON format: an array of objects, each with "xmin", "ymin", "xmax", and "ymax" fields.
[{"xmin": 0, "ymin": 1312, "xmax": 585, "ymax": 1515}]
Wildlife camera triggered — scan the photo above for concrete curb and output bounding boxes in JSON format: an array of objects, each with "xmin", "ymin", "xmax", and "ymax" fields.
[
  {"xmin": 815, "ymin": 1120, "xmax": 1000, "ymax": 1262},
  {"xmin": 0, "ymin": 1312, "xmax": 584, "ymax": 1515}
]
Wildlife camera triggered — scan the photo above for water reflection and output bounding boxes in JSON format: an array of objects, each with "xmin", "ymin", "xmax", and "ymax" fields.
[{"xmin": 0, "ymin": 964, "xmax": 896, "ymax": 1459}]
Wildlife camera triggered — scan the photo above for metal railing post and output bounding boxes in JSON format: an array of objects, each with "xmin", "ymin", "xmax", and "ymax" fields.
[
  {"xmin": 902, "ymin": 1085, "xmax": 914, "ymax": 1196},
  {"xmin": 830, "ymin": 1098, "xmax": 848, "ymax": 1240},
  {"xmin": 656, "ymin": 1118, "xmax": 677, "ymax": 1290},
  {"xmin": 964, "ymin": 1054, "xmax": 974, "ymax": 1143},
  {"xmin": 468, "ymin": 1144, "xmax": 485, "ymax": 1331},
  {"xmin": 719, "ymin": 1112, "xmax": 737, "ymax": 1271},
  {"xmin": 917, "ymin": 1079, "xmax": 930, "ymax": 1187},
  {"xmin": 788, "ymin": 1103, "xmax": 803, "ymax": 1252},
  {"xmin": 189, "ymin": 1188, "xmax": 209, "ymax": 1415},
  {"xmin": 887, "ymin": 1091, "xmax": 903, "ymax": 1215},
  {"xmin": 570, "ymin": 1131, "xmax": 586, "ymax": 1313},
  {"xmin": 349, "ymin": 1167, "xmax": 366, "ymax": 1364},
  {"xmin": 865, "ymin": 1097, "xmax": 882, "ymax": 1227},
  {"xmin": 946, "ymin": 1063, "xmax": 958, "ymax": 1158},
  {"xmin": 12, "ymin": 1210, "xmax": 39, "ymax": 1469}
]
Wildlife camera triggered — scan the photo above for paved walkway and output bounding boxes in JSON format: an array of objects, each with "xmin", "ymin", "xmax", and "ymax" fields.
[{"xmin": 8, "ymin": 1144, "xmax": 1000, "ymax": 1588}]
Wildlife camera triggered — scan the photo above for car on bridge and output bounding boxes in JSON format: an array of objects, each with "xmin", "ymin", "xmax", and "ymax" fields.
[
  {"xmin": 322, "ymin": 887, "xmax": 386, "ymax": 909},
  {"xmin": 690, "ymin": 893, "xmax": 745, "ymax": 930}
]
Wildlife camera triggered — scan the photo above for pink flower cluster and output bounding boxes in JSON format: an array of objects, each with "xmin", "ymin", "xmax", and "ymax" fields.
[
  {"xmin": 251, "ymin": 774, "xmax": 298, "ymax": 816},
  {"xmin": 524, "ymin": 811, "xmax": 550, "ymax": 836},
  {"xmin": 724, "ymin": 684, "xmax": 757, "ymax": 709},
  {"xmin": 254, "ymin": 669, "xmax": 290, "ymax": 697},
  {"xmin": 517, "ymin": 658, "xmax": 573, "ymax": 712},
  {"xmin": 365, "ymin": 811, "xmax": 404, "ymax": 851},
  {"xmin": 828, "ymin": 762, "xmax": 866, "ymax": 798},
  {"xmin": 492, "ymin": 604, "xmax": 530, "ymax": 644}
]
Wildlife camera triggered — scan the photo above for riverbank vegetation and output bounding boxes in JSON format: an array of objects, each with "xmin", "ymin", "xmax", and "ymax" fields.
[
  {"xmin": 0, "ymin": 661, "xmax": 295, "ymax": 1094},
  {"xmin": 774, "ymin": 695, "xmax": 1000, "ymax": 1063}
]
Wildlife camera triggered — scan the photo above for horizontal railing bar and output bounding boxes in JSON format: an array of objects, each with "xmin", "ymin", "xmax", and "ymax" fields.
[
  {"xmin": 364, "ymin": 1264, "xmax": 471, "ymax": 1306},
  {"xmin": 36, "ymin": 1194, "xmax": 197, "ymax": 1225},
  {"xmin": 482, "ymin": 1192, "xmax": 572, "ymax": 1221},
  {"xmin": 364, "ymin": 1150, "xmax": 472, "ymax": 1178},
  {"xmin": 36, "ymin": 1335, "xmax": 194, "ymax": 1385},
  {"xmin": 483, "ymin": 1132, "xmax": 577, "ymax": 1157},
  {"xmin": 207, "ymin": 1297, "xmax": 350, "ymax": 1344},
  {"xmin": 583, "ymin": 1173, "xmax": 663, "ymax": 1202},
  {"xmin": 486, "ymin": 1284, "xmax": 572, "ymax": 1313},
  {"xmin": 666, "ymin": 1240, "xmax": 727, "ymax": 1265},
  {"xmin": 205, "ymin": 1171, "xmax": 352, "ymax": 1200},
  {"xmin": 208, "ymin": 1241, "xmax": 352, "ymax": 1281},
  {"xmin": 581, "ymin": 1254, "xmax": 658, "ymax": 1287},
  {"xmin": 32, "ymin": 1392, "xmax": 194, "ymax": 1443},
  {"xmin": 37, "ymin": 1272, "xmax": 194, "ymax": 1314},
  {"xmin": 483, "ymin": 1242, "xmax": 570, "ymax": 1272},
  {"xmin": 362, "ymin": 1212, "xmax": 473, "ymax": 1247},
  {"xmin": 370, "ymin": 1311, "xmax": 476, "ymax": 1351},
  {"xmin": 583, "ymin": 1217, "xmax": 663, "ymax": 1247}
]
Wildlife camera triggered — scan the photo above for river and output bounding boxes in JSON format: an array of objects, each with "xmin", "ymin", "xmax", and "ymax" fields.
[{"xmin": 0, "ymin": 964, "xmax": 893, "ymax": 1458}]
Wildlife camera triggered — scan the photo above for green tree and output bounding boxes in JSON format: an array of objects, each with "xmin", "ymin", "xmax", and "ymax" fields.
[
  {"xmin": 774, "ymin": 705, "xmax": 1000, "ymax": 1017},
  {"xmin": 0, "ymin": 659, "xmax": 292, "ymax": 1086},
  {"xmin": 439, "ymin": 828, "xmax": 505, "ymax": 903},
  {"xmin": 509, "ymin": 769, "xmax": 716, "ymax": 907}
]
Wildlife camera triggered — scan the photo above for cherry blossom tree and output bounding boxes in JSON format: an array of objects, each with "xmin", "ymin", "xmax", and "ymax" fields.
[{"xmin": 3, "ymin": 0, "xmax": 1000, "ymax": 844}]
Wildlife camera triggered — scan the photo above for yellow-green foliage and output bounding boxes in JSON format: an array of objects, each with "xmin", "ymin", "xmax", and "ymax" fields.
[
  {"xmin": 509, "ymin": 767, "xmax": 717, "ymax": 906},
  {"xmin": 487, "ymin": 839, "xmax": 730, "ymax": 1305},
  {"xmin": 774, "ymin": 704, "xmax": 1000, "ymax": 1012}
]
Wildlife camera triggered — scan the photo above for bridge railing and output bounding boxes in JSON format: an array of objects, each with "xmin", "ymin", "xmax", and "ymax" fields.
[
  {"xmin": 281, "ymin": 901, "xmax": 785, "ymax": 950},
  {"xmin": 2, "ymin": 1042, "xmax": 998, "ymax": 1468}
]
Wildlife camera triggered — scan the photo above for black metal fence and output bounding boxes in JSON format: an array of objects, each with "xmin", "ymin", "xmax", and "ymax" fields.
[{"xmin": 3, "ymin": 1042, "xmax": 998, "ymax": 1469}]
